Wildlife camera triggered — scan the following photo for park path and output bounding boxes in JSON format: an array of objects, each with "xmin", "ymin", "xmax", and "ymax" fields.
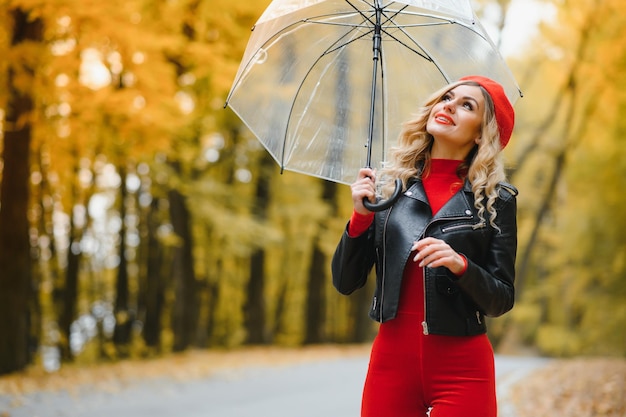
[{"xmin": 0, "ymin": 353, "xmax": 549, "ymax": 417}]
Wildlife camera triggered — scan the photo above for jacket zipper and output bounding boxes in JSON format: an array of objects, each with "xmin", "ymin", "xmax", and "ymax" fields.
[
  {"xmin": 420, "ymin": 213, "xmax": 474, "ymax": 335},
  {"xmin": 378, "ymin": 207, "xmax": 393, "ymax": 322},
  {"xmin": 373, "ymin": 248, "xmax": 379, "ymax": 313},
  {"xmin": 421, "ymin": 241, "xmax": 429, "ymax": 334},
  {"xmin": 422, "ymin": 264, "xmax": 429, "ymax": 335},
  {"xmin": 441, "ymin": 221, "xmax": 486, "ymax": 233}
]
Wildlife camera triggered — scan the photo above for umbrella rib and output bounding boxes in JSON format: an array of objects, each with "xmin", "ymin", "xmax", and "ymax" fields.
[
  {"xmin": 386, "ymin": 16, "xmax": 490, "ymax": 45},
  {"xmin": 304, "ymin": 19, "xmax": 372, "ymax": 30},
  {"xmin": 324, "ymin": 28, "xmax": 373, "ymax": 55},
  {"xmin": 281, "ymin": 56, "xmax": 338, "ymax": 170},
  {"xmin": 381, "ymin": 28, "xmax": 432, "ymax": 61},
  {"xmin": 375, "ymin": 10, "xmax": 469, "ymax": 82},
  {"xmin": 300, "ymin": 5, "xmax": 378, "ymax": 53},
  {"xmin": 378, "ymin": 7, "xmax": 488, "ymax": 45},
  {"xmin": 280, "ymin": 16, "xmax": 373, "ymax": 169},
  {"xmin": 228, "ymin": 8, "xmax": 376, "ymax": 169},
  {"xmin": 380, "ymin": 18, "xmax": 494, "ymax": 83},
  {"xmin": 345, "ymin": 0, "xmax": 377, "ymax": 26},
  {"xmin": 380, "ymin": 25, "xmax": 450, "ymax": 81},
  {"xmin": 226, "ymin": 9, "xmax": 374, "ymax": 105}
]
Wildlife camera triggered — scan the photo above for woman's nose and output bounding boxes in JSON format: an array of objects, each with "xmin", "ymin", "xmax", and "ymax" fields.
[{"xmin": 443, "ymin": 100, "xmax": 455, "ymax": 113}]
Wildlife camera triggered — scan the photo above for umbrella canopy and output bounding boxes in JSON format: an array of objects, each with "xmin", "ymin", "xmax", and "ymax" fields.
[{"xmin": 225, "ymin": 0, "xmax": 521, "ymax": 186}]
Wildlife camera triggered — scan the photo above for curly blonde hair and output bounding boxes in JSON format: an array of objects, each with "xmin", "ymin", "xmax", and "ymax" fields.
[{"xmin": 378, "ymin": 80, "xmax": 506, "ymax": 229}]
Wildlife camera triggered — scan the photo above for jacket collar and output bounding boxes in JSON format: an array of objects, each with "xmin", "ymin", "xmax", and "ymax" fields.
[{"xmin": 403, "ymin": 176, "xmax": 474, "ymax": 220}]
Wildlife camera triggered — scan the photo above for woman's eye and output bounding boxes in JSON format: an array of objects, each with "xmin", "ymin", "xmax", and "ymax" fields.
[
  {"xmin": 442, "ymin": 94, "xmax": 452, "ymax": 102},
  {"xmin": 463, "ymin": 101, "xmax": 474, "ymax": 110}
]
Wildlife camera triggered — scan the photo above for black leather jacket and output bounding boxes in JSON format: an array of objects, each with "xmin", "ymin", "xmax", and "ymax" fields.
[{"xmin": 331, "ymin": 178, "xmax": 518, "ymax": 336}]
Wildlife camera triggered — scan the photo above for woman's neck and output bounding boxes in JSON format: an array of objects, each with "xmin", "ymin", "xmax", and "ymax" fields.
[{"xmin": 430, "ymin": 141, "xmax": 474, "ymax": 160}]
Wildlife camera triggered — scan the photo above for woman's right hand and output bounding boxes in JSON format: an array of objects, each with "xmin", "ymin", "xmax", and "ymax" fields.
[{"xmin": 351, "ymin": 168, "xmax": 377, "ymax": 215}]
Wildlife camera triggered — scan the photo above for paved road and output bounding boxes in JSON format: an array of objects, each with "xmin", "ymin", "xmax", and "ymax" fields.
[{"xmin": 1, "ymin": 354, "xmax": 548, "ymax": 417}]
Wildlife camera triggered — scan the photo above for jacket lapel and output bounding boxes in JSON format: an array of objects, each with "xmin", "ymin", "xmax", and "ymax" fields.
[
  {"xmin": 403, "ymin": 178, "xmax": 474, "ymax": 220},
  {"xmin": 432, "ymin": 180, "xmax": 474, "ymax": 220},
  {"xmin": 403, "ymin": 179, "xmax": 429, "ymax": 205}
]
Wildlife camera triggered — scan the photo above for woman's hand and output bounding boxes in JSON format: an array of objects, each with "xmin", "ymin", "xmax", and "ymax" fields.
[
  {"xmin": 351, "ymin": 168, "xmax": 377, "ymax": 215},
  {"xmin": 412, "ymin": 237, "xmax": 466, "ymax": 275}
]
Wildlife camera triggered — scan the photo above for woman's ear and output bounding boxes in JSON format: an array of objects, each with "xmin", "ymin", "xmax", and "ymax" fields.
[{"xmin": 474, "ymin": 136, "xmax": 482, "ymax": 145}]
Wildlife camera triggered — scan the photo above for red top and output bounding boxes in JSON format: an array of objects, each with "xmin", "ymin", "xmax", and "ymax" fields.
[{"xmin": 421, "ymin": 159, "xmax": 464, "ymax": 214}]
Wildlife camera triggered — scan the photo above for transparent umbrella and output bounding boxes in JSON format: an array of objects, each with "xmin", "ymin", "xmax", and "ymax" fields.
[{"xmin": 225, "ymin": 0, "xmax": 521, "ymax": 211}]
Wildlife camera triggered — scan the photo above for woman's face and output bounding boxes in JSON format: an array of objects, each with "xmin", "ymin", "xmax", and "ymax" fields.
[{"xmin": 426, "ymin": 84, "xmax": 486, "ymax": 159}]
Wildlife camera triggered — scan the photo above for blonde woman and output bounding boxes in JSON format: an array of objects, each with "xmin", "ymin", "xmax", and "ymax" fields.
[{"xmin": 332, "ymin": 76, "xmax": 517, "ymax": 417}]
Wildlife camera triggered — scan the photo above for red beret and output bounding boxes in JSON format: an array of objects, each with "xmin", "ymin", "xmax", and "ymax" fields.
[{"xmin": 460, "ymin": 75, "xmax": 515, "ymax": 149}]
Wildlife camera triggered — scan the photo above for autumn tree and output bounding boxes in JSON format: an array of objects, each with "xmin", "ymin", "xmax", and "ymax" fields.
[
  {"xmin": 0, "ymin": 5, "xmax": 44, "ymax": 375},
  {"xmin": 505, "ymin": 0, "xmax": 626, "ymax": 356}
]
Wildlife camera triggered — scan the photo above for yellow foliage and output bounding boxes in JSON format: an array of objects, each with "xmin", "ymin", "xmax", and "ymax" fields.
[
  {"xmin": 4, "ymin": 0, "xmax": 626, "ymax": 365},
  {"xmin": 536, "ymin": 324, "xmax": 582, "ymax": 357},
  {"xmin": 510, "ymin": 302, "xmax": 542, "ymax": 342},
  {"xmin": 506, "ymin": 0, "xmax": 626, "ymax": 356}
]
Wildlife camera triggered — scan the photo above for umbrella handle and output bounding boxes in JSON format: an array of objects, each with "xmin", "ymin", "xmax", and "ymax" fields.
[{"xmin": 363, "ymin": 178, "xmax": 403, "ymax": 212}]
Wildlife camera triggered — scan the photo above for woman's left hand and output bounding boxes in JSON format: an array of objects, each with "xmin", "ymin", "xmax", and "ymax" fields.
[{"xmin": 412, "ymin": 237, "xmax": 466, "ymax": 275}]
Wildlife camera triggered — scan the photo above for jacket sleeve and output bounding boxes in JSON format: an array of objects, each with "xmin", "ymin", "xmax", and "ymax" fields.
[
  {"xmin": 455, "ymin": 189, "xmax": 517, "ymax": 317},
  {"xmin": 331, "ymin": 222, "xmax": 376, "ymax": 295}
]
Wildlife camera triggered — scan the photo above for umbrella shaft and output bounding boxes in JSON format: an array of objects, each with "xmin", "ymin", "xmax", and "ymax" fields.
[
  {"xmin": 366, "ymin": 7, "xmax": 382, "ymax": 168},
  {"xmin": 372, "ymin": 10, "xmax": 382, "ymax": 60}
]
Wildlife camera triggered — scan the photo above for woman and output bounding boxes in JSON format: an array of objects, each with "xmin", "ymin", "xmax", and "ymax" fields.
[{"xmin": 331, "ymin": 75, "xmax": 517, "ymax": 417}]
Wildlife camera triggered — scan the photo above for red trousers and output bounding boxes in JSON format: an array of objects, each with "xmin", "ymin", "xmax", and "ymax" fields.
[{"xmin": 361, "ymin": 261, "xmax": 497, "ymax": 417}]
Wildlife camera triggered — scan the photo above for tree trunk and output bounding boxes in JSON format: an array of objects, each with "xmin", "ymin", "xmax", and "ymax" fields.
[
  {"xmin": 168, "ymin": 187, "xmax": 198, "ymax": 351},
  {"xmin": 513, "ymin": 15, "xmax": 597, "ymax": 297},
  {"xmin": 304, "ymin": 244, "xmax": 327, "ymax": 344},
  {"xmin": 61, "ymin": 236, "xmax": 80, "ymax": 361},
  {"xmin": 0, "ymin": 8, "xmax": 43, "ymax": 375},
  {"xmin": 304, "ymin": 181, "xmax": 340, "ymax": 344},
  {"xmin": 113, "ymin": 166, "xmax": 133, "ymax": 356},
  {"xmin": 303, "ymin": 57, "xmax": 349, "ymax": 344},
  {"xmin": 0, "ymin": 91, "xmax": 33, "ymax": 374},
  {"xmin": 58, "ymin": 150, "xmax": 82, "ymax": 361},
  {"xmin": 142, "ymin": 197, "xmax": 165, "ymax": 350},
  {"xmin": 245, "ymin": 250, "xmax": 267, "ymax": 344},
  {"xmin": 205, "ymin": 255, "xmax": 221, "ymax": 346},
  {"xmin": 33, "ymin": 145, "xmax": 59, "ymax": 358},
  {"xmin": 243, "ymin": 155, "xmax": 272, "ymax": 345}
]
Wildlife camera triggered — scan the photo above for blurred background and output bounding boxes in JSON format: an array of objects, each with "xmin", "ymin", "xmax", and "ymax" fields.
[{"xmin": 0, "ymin": 0, "xmax": 625, "ymax": 378}]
